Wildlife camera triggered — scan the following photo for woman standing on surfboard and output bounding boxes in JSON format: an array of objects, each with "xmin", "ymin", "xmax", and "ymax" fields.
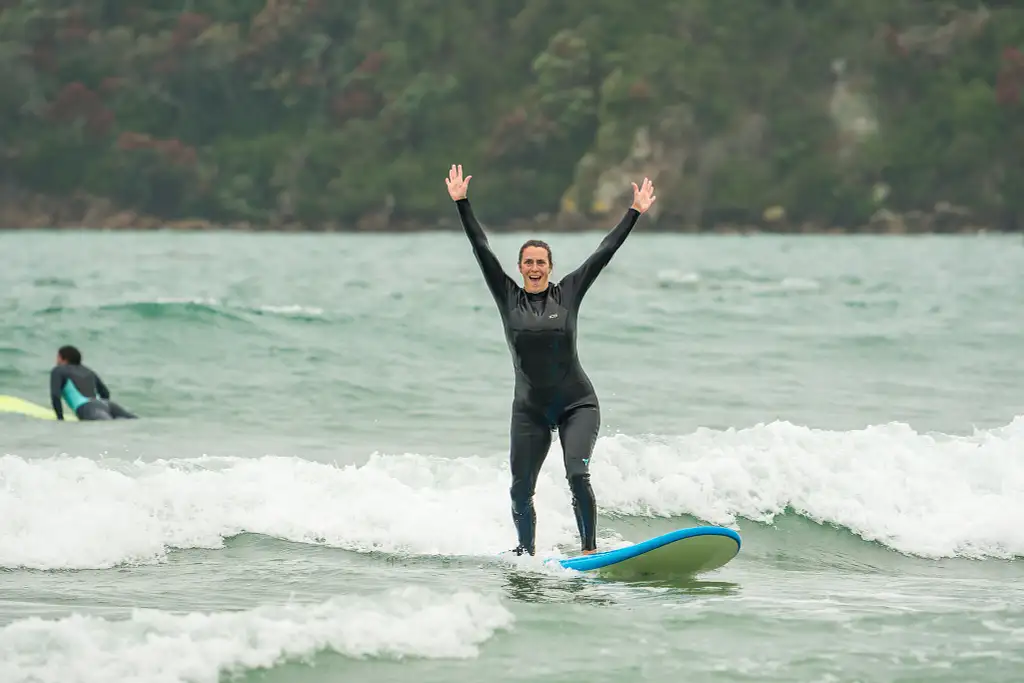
[{"xmin": 445, "ymin": 164, "xmax": 656, "ymax": 557}]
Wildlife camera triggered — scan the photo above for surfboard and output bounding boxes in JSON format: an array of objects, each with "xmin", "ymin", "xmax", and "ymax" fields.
[
  {"xmin": 554, "ymin": 525, "xmax": 741, "ymax": 579},
  {"xmin": 0, "ymin": 395, "xmax": 78, "ymax": 421}
]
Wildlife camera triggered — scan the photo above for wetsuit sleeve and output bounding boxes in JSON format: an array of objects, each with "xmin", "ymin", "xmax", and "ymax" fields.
[
  {"xmin": 455, "ymin": 198, "xmax": 516, "ymax": 307},
  {"xmin": 560, "ymin": 207, "xmax": 641, "ymax": 304},
  {"xmin": 94, "ymin": 373, "xmax": 110, "ymax": 399},
  {"xmin": 49, "ymin": 366, "xmax": 65, "ymax": 420}
]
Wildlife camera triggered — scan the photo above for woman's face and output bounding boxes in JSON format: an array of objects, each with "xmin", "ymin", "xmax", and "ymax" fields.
[{"xmin": 518, "ymin": 245, "xmax": 552, "ymax": 293}]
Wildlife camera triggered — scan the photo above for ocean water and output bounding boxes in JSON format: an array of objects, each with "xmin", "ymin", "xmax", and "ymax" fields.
[{"xmin": 1, "ymin": 227, "xmax": 1023, "ymax": 683}]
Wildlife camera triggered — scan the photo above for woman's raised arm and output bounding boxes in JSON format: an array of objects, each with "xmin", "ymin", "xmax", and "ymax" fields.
[
  {"xmin": 446, "ymin": 164, "xmax": 516, "ymax": 306},
  {"xmin": 560, "ymin": 177, "xmax": 657, "ymax": 303}
]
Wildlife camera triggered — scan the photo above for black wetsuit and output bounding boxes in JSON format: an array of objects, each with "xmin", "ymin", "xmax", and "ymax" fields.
[
  {"xmin": 456, "ymin": 198, "xmax": 641, "ymax": 555},
  {"xmin": 50, "ymin": 363, "xmax": 137, "ymax": 421}
]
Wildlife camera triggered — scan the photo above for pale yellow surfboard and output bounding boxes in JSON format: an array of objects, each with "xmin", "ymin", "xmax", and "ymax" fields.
[{"xmin": 0, "ymin": 395, "xmax": 78, "ymax": 421}]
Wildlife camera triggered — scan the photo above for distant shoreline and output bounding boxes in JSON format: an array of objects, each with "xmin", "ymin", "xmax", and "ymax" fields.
[
  {"xmin": 0, "ymin": 224, "xmax": 1006, "ymax": 235},
  {"xmin": 0, "ymin": 190, "xmax": 1011, "ymax": 235},
  {"xmin": 0, "ymin": 217, "xmax": 1006, "ymax": 235}
]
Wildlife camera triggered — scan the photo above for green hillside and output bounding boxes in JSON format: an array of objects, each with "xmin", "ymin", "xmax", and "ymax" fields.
[{"xmin": 1, "ymin": 1, "xmax": 1021, "ymax": 231}]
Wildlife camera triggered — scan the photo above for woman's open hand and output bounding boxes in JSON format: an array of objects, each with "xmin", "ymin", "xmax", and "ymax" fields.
[
  {"xmin": 445, "ymin": 164, "xmax": 472, "ymax": 201},
  {"xmin": 631, "ymin": 177, "xmax": 656, "ymax": 214}
]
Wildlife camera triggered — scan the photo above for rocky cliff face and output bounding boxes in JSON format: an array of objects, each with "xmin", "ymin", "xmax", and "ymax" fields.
[{"xmin": 552, "ymin": 5, "xmax": 1012, "ymax": 233}]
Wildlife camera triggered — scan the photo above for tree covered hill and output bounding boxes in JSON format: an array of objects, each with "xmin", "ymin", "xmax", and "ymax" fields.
[{"xmin": 1, "ymin": 1, "xmax": 1022, "ymax": 231}]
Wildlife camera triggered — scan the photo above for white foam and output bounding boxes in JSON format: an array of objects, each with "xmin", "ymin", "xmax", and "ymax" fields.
[
  {"xmin": 255, "ymin": 304, "xmax": 324, "ymax": 316},
  {"xmin": 0, "ymin": 450, "xmax": 576, "ymax": 569},
  {"xmin": 0, "ymin": 586, "xmax": 514, "ymax": 683},
  {"xmin": 140, "ymin": 297, "xmax": 324, "ymax": 317},
  {"xmin": 1, "ymin": 415, "xmax": 1022, "ymax": 569},
  {"xmin": 595, "ymin": 416, "xmax": 1024, "ymax": 559}
]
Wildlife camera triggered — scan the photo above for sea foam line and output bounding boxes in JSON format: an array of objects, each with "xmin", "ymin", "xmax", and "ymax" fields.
[
  {"xmin": 0, "ymin": 586, "xmax": 514, "ymax": 683},
  {"xmin": 1, "ymin": 416, "xmax": 1022, "ymax": 569}
]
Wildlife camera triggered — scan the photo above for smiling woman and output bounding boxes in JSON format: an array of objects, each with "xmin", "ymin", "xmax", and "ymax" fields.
[
  {"xmin": 517, "ymin": 239, "xmax": 552, "ymax": 293},
  {"xmin": 444, "ymin": 163, "xmax": 656, "ymax": 558}
]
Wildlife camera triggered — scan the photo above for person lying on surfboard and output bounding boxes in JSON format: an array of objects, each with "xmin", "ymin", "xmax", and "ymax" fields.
[
  {"xmin": 50, "ymin": 345, "xmax": 137, "ymax": 421},
  {"xmin": 444, "ymin": 164, "xmax": 656, "ymax": 557}
]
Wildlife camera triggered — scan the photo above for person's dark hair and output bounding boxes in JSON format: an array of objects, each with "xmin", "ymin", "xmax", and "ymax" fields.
[
  {"xmin": 518, "ymin": 239, "xmax": 553, "ymax": 266},
  {"xmin": 58, "ymin": 345, "xmax": 82, "ymax": 365}
]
